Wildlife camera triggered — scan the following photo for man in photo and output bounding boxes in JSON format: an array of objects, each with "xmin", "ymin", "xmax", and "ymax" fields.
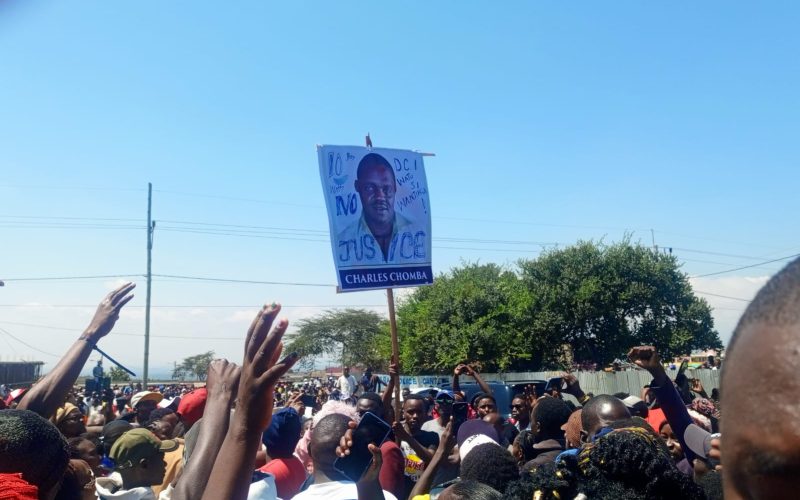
[{"xmin": 337, "ymin": 153, "xmax": 418, "ymax": 264}]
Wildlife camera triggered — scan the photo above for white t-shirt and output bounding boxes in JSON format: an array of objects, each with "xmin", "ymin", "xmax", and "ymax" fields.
[
  {"xmin": 293, "ymin": 480, "xmax": 397, "ymax": 500},
  {"xmin": 337, "ymin": 375, "xmax": 358, "ymax": 399}
]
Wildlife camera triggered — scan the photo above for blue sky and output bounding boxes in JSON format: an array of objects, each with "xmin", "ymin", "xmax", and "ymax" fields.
[{"xmin": 1, "ymin": 1, "xmax": 798, "ymax": 377}]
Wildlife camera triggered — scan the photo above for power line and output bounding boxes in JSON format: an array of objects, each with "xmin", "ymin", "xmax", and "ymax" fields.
[
  {"xmin": 693, "ymin": 290, "xmax": 752, "ymax": 302},
  {"xmin": 152, "ymin": 274, "xmax": 333, "ymax": 287},
  {"xmin": 3, "ymin": 274, "xmax": 142, "ymax": 282},
  {"xmin": 0, "ymin": 327, "xmax": 61, "ymax": 358},
  {"xmin": 0, "ymin": 320, "xmax": 250, "ymax": 342},
  {"xmin": 691, "ymin": 253, "xmax": 800, "ymax": 278}
]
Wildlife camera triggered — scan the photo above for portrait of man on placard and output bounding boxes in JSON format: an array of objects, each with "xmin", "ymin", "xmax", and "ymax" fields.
[{"xmin": 336, "ymin": 152, "xmax": 420, "ymax": 265}]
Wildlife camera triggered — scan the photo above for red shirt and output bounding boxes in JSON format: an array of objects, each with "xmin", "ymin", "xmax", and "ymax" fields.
[
  {"xmin": 379, "ymin": 440, "xmax": 406, "ymax": 500},
  {"xmin": 259, "ymin": 456, "xmax": 306, "ymax": 499}
]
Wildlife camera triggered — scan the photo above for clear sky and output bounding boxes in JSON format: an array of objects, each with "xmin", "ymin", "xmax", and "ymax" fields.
[{"xmin": 1, "ymin": 1, "xmax": 798, "ymax": 377}]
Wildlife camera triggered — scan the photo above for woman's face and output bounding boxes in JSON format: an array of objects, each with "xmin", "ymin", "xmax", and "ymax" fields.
[
  {"xmin": 660, "ymin": 423, "xmax": 684, "ymax": 461},
  {"xmin": 60, "ymin": 409, "xmax": 86, "ymax": 437}
]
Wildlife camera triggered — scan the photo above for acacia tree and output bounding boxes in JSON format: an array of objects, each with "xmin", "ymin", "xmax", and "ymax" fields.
[
  {"xmin": 284, "ymin": 309, "xmax": 391, "ymax": 371},
  {"xmin": 172, "ymin": 351, "xmax": 215, "ymax": 381}
]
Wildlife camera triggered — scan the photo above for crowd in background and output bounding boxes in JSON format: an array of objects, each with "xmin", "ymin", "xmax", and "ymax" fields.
[{"xmin": 2, "ymin": 256, "xmax": 800, "ymax": 499}]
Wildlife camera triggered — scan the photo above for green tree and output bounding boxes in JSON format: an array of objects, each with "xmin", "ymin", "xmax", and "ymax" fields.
[
  {"xmin": 518, "ymin": 239, "xmax": 723, "ymax": 366},
  {"xmin": 396, "ymin": 263, "xmax": 536, "ymax": 373},
  {"xmin": 172, "ymin": 351, "xmax": 215, "ymax": 381},
  {"xmin": 395, "ymin": 241, "xmax": 723, "ymax": 373},
  {"xmin": 284, "ymin": 309, "xmax": 391, "ymax": 371},
  {"xmin": 108, "ymin": 366, "xmax": 131, "ymax": 382}
]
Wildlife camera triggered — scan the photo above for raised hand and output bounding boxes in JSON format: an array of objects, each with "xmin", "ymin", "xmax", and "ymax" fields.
[
  {"xmin": 83, "ymin": 282, "xmax": 136, "ymax": 341},
  {"xmin": 206, "ymin": 359, "xmax": 241, "ymax": 398},
  {"xmin": 237, "ymin": 304, "xmax": 300, "ymax": 432},
  {"xmin": 627, "ymin": 346, "xmax": 663, "ymax": 372}
]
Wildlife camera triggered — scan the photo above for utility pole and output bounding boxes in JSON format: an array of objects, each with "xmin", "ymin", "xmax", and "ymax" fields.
[
  {"xmin": 651, "ymin": 228, "xmax": 658, "ymax": 253},
  {"xmin": 144, "ymin": 183, "xmax": 154, "ymax": 386}
]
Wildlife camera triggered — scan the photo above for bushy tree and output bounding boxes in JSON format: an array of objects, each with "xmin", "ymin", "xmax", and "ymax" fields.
[
  {"xmin": 395, "ymin": 240, "xmax": 722, "ymax": 372},
  {"xmin": 108, "ymin": 366, "xmax": 131, "ymax": 382}
]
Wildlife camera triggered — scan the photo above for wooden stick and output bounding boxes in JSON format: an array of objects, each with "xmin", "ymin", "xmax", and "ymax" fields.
[{"xmin": 387, "ymin": 288, "xmax": 402, "ymax": 421}]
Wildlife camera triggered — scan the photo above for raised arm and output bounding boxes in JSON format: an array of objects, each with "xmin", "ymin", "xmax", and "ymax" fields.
[
  {"xmin": 451, "ymin": 364, "xmax": 465, "ymax": 394},
  {"xmin": 408, "ymin": 419, "xmax": 455, "ymax": 500},
  {"xmin": 18, "ymin": 283, "xmax": 135, "ymax": 419},
  {"xmin": 382, "ymin": 361, "xmax": 399, "ymax": 412},
  {"xmin": 628, "ymin": 346, "xmax": 700, "ymax": 464},
  {"xmin": 171, "ymin": 359, "xmax": 240, "ymax": 500},
  {"xmin": 465, "ymin": 365, "xmax": 492, "ymax": 396},
  {"xmin": 201, "ymin": 304, "xmax": 299, "ymax": 500}
]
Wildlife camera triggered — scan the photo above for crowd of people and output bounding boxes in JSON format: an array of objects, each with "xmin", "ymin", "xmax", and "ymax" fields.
[{"xmin": 2, "ymin": 256, "xmax": 800, "ymax": 499}]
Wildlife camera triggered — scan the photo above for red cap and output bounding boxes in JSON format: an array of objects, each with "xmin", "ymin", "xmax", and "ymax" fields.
[{"xmin": 177, "ymin": 388, "xmax": 207, "ymax": 426}]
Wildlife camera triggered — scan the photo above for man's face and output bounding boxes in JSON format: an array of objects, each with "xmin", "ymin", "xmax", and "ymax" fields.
[
  {"xmin": 510, "ymin": 397, "xmax": 529, "ymax": 422},
  {"xmin": 144, "ymin": 452, "xmax": 167, "ymax": 486},
  {"xmin": 136, "ymin": 400, "xmax": 157, "ymax": 423},
  {"xmin": 357, "ymin": 398, "xmax": 382, "ymax": 419},
  {"xmin": 476, "ymin": 397, "xmax": 497, "ymax": 418},
  {"xmin": 355, "ymin": 165, "xmax": 396, "ymax": 227},
  {"xmin": 722, "ymin": 323, "xmax": 800, "ymax": 500},
  {"xmin": 343, "ymin": 367, "xmax": 350, "ymax": 377},
  {"xmin": 403, "ymin": 399, "xmax": 425, "ymax": 433},
  {"xmin": 435, "ymin": 397, "xmax": 454, "ymax": 418}
]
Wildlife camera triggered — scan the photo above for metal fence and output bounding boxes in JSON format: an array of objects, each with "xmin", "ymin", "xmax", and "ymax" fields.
[
  {"xmin": 480, "ymin": 369, "xmax": 720, "ymax": 396},
  {"xmin": 378, "ymin": 369, "xmax": 721, "ymax": 397}
]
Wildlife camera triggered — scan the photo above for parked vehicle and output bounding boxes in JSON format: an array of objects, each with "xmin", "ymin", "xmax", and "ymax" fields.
[{"xmin": 439, "ymin": 381, "xmax": 515, "ymax": 419}]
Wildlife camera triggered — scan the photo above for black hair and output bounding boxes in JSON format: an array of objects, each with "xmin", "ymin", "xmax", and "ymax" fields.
[
  {"xmin": 0, "ymin": 409, "xmax": 70, "ymax": 494},
  {"xmin": 358, "ymin": 391, "xmax": 383, "ymax": 409},
  {"xmin": 460, "ymin": 443, "xmax": 519, "ymax": 493},
  {"xmin": 519, "ymin": 427, "xmax": 705, "ymax": 499},
  {"xmin": 696, "ymin": 470, "xmax": 724, "ymax": 500},
  {"xmin": 403, "ymin": 393, "xmax": 428, "ymax": 411},
  {"xmin": 445, "ymin": 479, "xmax": 502, "ymax": 499},
  {"xmin": 514, "ymin": 430, "xmax": 537, "ymax": 462},
  {"xmin": 613, "ymin": 392, "xmax": 630, "ymax": 399},
  {"xmin": 356, "ymin": 153, "xmax": 396, "ymax": 183},
  {"xmin": 144, "ymin": 407, "xmax": 175, "ymax": 428},
  {"xmin": 66, "ymin": 436, "xmax": 97, "ymax": 459},
  {"xmin": 310, "ymin": 413, "xmax": 350, "ymax": 480},
  {"xmin": 532, "ymin": 397, "xmax": 572, "ymax": 438},
  {"xmin": 473, "ymin": 394, "xmax": 497, "ymax": 407}
]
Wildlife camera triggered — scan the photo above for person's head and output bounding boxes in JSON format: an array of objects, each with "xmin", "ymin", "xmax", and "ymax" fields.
[
  {"xmin": 402, "ymin": 394, "xmax": 427, "ymax": 432},
  {"xmin": 510, "ymin": 395, "xmax": 530, "ymax": 424},
  {"xmin": 100, "ymin": 420, "xmax": 133, "ymax": 458},
  {"xmin": 97, "ymin": 360, "xmax": 102, "ymax": 366},
  {"xmin": 512, "ymin": 429, "xmax": 536, "ymax": 463},
  {"xmin": 67, "ymin": 436, "xmax": 101, "ymax": 472},
  {"xmin": 658, "ymin": 421, "xmax": 684, "ymax": 462},
  {"xmin": 111, "ymin": 428, "xmax": 176, "ymax": 489},
  {"xmin": 562, "ymin": 409, "xmax": 583, "ymax": 449},
  {"xmin": 130, "ymin": 391, "xmax": 163, "ymax": 424},
  {"xmin": 721, "ymin": 257, "xmax": 800, "ymax": 499},
  {"xmin": 474, "ymin": 394, "xmax": 497, "ymax": 418},
  {"xmin": 356, "ymin": 392, "xmax": 384, "ymax": 420},
  {"xmin": 55, "ymin": 459, "xmax": 96, "ymax": 500},
  {"xmin": 532, "ymin": 397, "xmax": 572, "ymax": 441},
  {"xmin": 0, "ymin": 409, "xmax": 70, "ymax": 499},
  {"xmin": 438, "ymin": 479, "xmax": 502, "ymax": 500},
  {"xmin": 459, "ymin": 442, "xmax": 519, "ymax": 492},
  {"xmin": 354, "ymin": 153, "xmax": 396, "ymax": 228},
  {"xmin": 144, "ymin": 408, "xmax": 179, "ymax": 440},
  {"xmin": 54, "ymin": 404, "xmax": 87, "ymax": 438},
  {"xmin": 401, "ymin": 387, "xmax": 411, "ymax": 399},
  {"xmin": 309, "ymin": 413, "xmax": 351, "ymax": 481},
  {"xmin": 176, "ymin": 388, "xmax": 207, "ymax": 430},
  {"xmin": 581, "ymin": 394, "xmax": 631, "ymax": 442},
  {"xmin": 343, "ymin": 366, "xmax": 350, "ymax": 377},
  {"xmin": 262, "ymin": 407, "xmax": 302, "ymax": 459},
  {"xmin": 434, "ymin": 391, "xmax": 455, "ymax": 419}
]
